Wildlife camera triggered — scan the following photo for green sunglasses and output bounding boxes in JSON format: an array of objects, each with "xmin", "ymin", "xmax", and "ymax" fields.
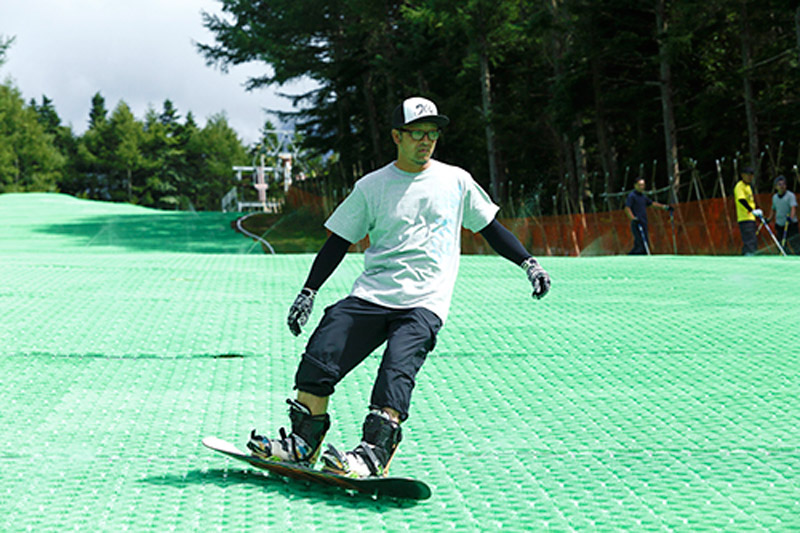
[{"xmin": 398, "ymin": 128, "xmax": 441, "ymax": 141}]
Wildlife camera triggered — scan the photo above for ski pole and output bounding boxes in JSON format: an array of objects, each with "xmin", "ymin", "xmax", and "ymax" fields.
[
  {"xmin": 781, "ymin": 221, "xmax": 789, "ymax": 248},
  {"xmin": 637, "ymin": 222, "xmax": 651, "ymax": 255},
  {"xmin": 757, "ymin": 216, "xmax": 787, "ymax": 256}
]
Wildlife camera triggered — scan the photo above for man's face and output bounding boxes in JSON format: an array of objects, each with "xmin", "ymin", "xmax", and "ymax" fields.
[
  {"xmin": 393, "ymin": 121, "xmax": 439, "ymax": 169},
  {"xmin": 776, "ymin": 180, "xmax": 787, "ymax": 194},
  {"xmin": 634, "ymin": 180, "xmax": 646, "ymax": 192},
  {"xmin": 742, "ymin": 172, "xmax": 754, "ymax": 184}
]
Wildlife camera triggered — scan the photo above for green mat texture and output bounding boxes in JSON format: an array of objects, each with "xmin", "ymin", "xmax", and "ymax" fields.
[{"xmin": 0, "ymin": 193, "xmax": 798, "ymax": 531}]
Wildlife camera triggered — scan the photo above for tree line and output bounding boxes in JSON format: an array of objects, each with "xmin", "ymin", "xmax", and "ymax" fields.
[
  {"xmin": 4, "ymin": 2, "xmax": 799, "ymax": 215},
  {"xmin": 1, "ymin": 91, "xmax": 250, "ymax": 211},
  {"xmin": 1, "ymin": 35, "xmax": 261, "ymax": 210},
  {"xmin": 200, "ymin": 0, "xmax": 800, "ymax": 215}
]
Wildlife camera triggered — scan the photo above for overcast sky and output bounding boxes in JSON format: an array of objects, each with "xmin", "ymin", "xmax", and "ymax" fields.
[{"xmin": 0, "ymin": 0, "xmax": 314, "ymax": 145}]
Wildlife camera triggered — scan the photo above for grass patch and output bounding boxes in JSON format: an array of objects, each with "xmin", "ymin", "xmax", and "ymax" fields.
[{"xmin": 237, "ymin": 207, "xmax": 329, "ymax": 253}]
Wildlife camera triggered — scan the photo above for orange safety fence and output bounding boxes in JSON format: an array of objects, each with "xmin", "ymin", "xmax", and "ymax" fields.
[{"xmin": 288, "ymin": 188, "xmax": 784, "ymax": 256}]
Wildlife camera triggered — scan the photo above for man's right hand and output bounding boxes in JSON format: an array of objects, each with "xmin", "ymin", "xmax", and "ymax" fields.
[
  {"xmin": 521, "ymin": 258, "xmax": 551, "ymax": 300},
  {"xmin": 752, "ymin": 208, "xmax": 764, "ymax": 219},
  {"xmin": 287, "ymin": 288, "xmax": 316, "ymax": 336}
]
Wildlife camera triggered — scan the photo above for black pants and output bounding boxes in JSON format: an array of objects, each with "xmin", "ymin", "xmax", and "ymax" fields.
[
  {"xmin": 739, "ymin": 221, "xmax": 757, "ymax": 255},
  {"xmin": 629, "ymin": 220, "xmax": 649, "ymax": 255},
  {"xmin": 295, "ymin": 297, "xmax": 442, "ymax": 421},
  {"xmin": 775, "ymin": 221, "xmax": 799, "ymax": 254}
]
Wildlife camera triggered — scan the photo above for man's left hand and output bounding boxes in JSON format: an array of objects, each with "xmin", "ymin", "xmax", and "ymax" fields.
[{"xmin": 521, "ymin": 258, "xmax": 551, "ymax": 300}]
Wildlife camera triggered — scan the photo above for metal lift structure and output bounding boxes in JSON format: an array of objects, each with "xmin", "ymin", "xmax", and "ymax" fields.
[{"xmin": 221, "ymin": 129, "xmax": 296, "ymax": 213}]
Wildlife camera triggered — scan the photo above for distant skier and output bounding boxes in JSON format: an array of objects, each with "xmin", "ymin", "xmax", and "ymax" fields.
[
  {"xmin": 247, "ymin": 97, "xmax": 551, "ymax": 478},
  {"xmin": 624, "ymin": 178, "xmax": 672, "ymax": 255}
]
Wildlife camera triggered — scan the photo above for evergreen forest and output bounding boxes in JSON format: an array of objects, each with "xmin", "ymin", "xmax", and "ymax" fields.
[{"xmin": 3, "ymin": 1, "xmax": 800, "ymax": 214}]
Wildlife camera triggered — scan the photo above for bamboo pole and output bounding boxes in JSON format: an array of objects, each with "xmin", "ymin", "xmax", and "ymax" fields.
[
  {"xmin": 561, "ymin": 179, "xmax": 581, "ymax": 256},
  {"xmin": 755, "ymin": 150, "xmax": 765, "ymax": 192},
  {"xmin": 765, "ymin": 143, "xmax": 774, "ymax": 177},
  {"xmin": 691, "ymin": 160, "xmax": 716, "ymax": 255},
  {"xmin": 711, "ymin": 168, "xmax": 720, "ymax": 199},
  {"xmin": 531, "ymin": 212, "xmax": 552, "ymax": 257},
  {"xmin": 793, "ymin": 165, "xmax": 800, "ymax": 192},
  {"xmin": 675, "ymin": 202, "xmax": 695, "ymax": 255},
  {"xmin": 622, "ymin": 165, "xmax": 631, "ymax": 196},
  {"xmin": 717, "ymin": 158, "xmax": 737, "ymax": 250}
]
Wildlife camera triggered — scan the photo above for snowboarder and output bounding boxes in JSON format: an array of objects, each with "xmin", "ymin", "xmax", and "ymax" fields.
[{"xmin": 247, "ymin": 97, "xmax": 551, "ymax": 478}]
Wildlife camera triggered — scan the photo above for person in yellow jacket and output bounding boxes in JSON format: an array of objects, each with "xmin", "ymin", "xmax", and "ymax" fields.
[{"xmin": 733, "ymin": 166, "xmax": 762, "ymax": 255}]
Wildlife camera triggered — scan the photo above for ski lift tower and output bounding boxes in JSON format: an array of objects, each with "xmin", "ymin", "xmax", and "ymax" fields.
[
  {"xmin": 224, "ymin": 158, "xmax": 279, "ymax": 212},
  {"xmin": 220, "ymin": 129, "xmax": 297, "ymax": 212}
]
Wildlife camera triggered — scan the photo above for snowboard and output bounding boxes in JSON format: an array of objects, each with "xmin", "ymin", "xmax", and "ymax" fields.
[{"xmin": 202, "ymin": 436, "xmax": 431, "ymax": 500}]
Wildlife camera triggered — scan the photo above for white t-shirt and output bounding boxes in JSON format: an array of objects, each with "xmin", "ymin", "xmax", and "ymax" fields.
[{"xmin": 324, "ymin": 160, "xmax": 499, "ymax": 323}]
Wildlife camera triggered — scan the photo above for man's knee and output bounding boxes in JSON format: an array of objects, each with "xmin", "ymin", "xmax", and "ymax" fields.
[{"xmin": 295, "ymin": 355, "xmax": 337, "ymax": 397}]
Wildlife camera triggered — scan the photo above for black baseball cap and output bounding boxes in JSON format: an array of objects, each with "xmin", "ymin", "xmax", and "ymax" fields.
[{"xmin": 391, "ymin": 97, "xmax": 450, "ymax": 129}]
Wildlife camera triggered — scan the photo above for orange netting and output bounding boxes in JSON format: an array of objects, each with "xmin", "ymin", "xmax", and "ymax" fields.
[{"xmin": 288, "ymin": 188, "xmax": 782, "ymax": 256}]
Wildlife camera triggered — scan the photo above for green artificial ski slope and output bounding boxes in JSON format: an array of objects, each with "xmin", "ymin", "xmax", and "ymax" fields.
[{"xmin": 1, "ymin": 193, "xmax": 798, "ymax": 531}]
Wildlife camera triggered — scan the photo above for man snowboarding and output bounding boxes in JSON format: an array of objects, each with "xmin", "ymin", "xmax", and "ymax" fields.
[
  {"xmin": 624, "ymin": 178, "xmax": 671, "ymax": 255},
  {"xmin": 247, "ymin": 97, "xmax": 551, "ymax": 478}
]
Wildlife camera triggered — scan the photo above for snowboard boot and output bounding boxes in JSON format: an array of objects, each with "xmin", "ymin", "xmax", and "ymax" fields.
[
  {"xmin": 247, "ymin": 398, "xmax": 330, "ymax": 466},
  {"xmin": 321, "ymin": 409, "xmax": 402, "ymax": 478}
]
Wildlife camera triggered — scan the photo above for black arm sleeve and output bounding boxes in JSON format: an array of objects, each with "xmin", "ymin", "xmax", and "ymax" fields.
[
  {"xmin": 738, "ymin": 198, "xmax": 753, "ymax": 212},
  {"xmin": 479, "ymin": 219, "xmax": 532, "ymax": 265},
  {"xmin": 303, "ymin": 233, "xmax": 352, "ymax": 291}
]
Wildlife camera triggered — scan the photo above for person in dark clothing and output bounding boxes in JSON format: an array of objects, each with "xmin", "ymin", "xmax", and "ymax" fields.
[{"xmin": 624, "ymin": 178, "xmax": 672, "ymax": 255}]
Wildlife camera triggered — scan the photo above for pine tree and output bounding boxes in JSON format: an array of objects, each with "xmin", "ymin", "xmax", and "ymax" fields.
[
  {"xmin": 88, "ymin": 92, "xmax": 108, "ymax": 129},
  {"xmin": 0, "ymin": 82, "xmax": 64, "ymax": 192}
]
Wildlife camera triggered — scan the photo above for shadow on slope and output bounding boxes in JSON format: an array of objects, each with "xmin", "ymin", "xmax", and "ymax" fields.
[{"xmin": 35, "ymin": 212, "xmax": 258, "ymax": 254}]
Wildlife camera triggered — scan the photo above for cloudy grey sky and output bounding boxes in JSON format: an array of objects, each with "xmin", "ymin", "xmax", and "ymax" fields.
[{"xmin": 0, "ymin": 0, "xmax": 314, "ymax": 145}]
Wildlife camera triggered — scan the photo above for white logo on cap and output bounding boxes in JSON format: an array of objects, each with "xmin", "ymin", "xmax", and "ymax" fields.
[{"xmin": 414, "ymin": 102, "xmax": 435, "ymax": 117}]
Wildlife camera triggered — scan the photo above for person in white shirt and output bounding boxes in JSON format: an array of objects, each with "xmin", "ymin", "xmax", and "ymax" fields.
[{"xmin": 247, "ymin": 97, "xmax": 551, "ymax": 477}]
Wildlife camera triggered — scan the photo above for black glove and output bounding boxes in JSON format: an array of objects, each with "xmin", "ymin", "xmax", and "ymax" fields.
[
  {"xmin": 521, "ymin": 258, "xmax": 551, "ymax": 300},
  {"xmin": 667, "ymin": 205, "xmax": 674, "ymax": 213},
  {"xmin": 287, "ymin": 288, "xmax": 316, "ymax": 336}
]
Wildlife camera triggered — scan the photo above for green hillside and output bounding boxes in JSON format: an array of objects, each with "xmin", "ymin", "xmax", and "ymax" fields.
[{"xmin": 1, "ymin": 193, "xmax": 798, "ymax": 531}]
